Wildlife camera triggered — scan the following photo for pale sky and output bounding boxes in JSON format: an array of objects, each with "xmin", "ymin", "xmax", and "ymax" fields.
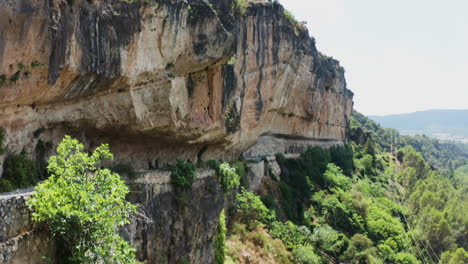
[{"xmin": 281, "ymin": 0, "xmax": 468, "ymax": 116}]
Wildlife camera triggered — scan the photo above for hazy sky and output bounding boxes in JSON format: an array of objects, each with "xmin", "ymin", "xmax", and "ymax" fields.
[{"xmin": 281, "ymin": 0, "xmax": 468, "ymax": 116}]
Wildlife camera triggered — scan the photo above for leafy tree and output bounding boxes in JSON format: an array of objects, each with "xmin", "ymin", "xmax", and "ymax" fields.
[
  {"xmin": 292, "ymin": 245, "xmax": 323, "ymax": 264},
  {"xmin": 235, "ymin": 188, "xmax": 275, "ymax": 229},
  {"xmin": 310, "ymin": 224, "xmax": 348, "ymax": 257},
  {"xmin": 1, "ymin": 152, "xmax": 39, "ymax": 192},
  {"xmin": 323, "ymin": 163, "xmax": 352, "ymax": 190},
  {"xmin": 439, "ymin": 247, "xmax": 468, "ymax": 264},
  {"xmin": 27, "ymin": 136, "xmax": 137, "ymax": 263},
  {"xmin": 219, "ymin": 162, "xmax": 241, "ymax": 193},
  {"xmin": 215, "ymin": 209, "xmax": 227, "ymax": 264},
  {"xmin": 269, "ymin": 221, "xmax": 310, "ymax": 250},
  {"xmin": 170, "ymin": 159, "xmax": 197, "ymax": 191}
]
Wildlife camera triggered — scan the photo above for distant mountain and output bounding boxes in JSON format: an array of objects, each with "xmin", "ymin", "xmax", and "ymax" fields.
[{"xmin": 370, "ymin": 109, "xmax": 468, "ymax": 143}]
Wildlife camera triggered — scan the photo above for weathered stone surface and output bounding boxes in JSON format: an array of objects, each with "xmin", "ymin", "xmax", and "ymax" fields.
[
  {"xmin": 0, "ymin": 191, "xmax": 53, "ymax": 264},
  {"xmin": 0, "ymin": 170, "xmax": 223, "ymax": 264},
  {"xmin": 0, "ymin": 0, "xmax": 353, "ymax": 168}
]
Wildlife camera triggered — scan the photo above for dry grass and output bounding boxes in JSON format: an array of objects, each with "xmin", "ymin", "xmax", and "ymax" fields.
[{"xmin": 226, "ymin": 223, "xmax": 293, "ymax": 264}]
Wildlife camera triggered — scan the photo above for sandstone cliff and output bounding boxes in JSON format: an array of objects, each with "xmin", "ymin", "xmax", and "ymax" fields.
[{"xmin": 0, "ymin": 0, "xmax": 353, "ymax": 262}]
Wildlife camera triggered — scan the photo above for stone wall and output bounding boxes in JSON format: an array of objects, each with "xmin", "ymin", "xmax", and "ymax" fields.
[
  {"xmin": 0, "ymin": 169, "xmax": 223, "ymax": 264},
  {"xmin": 0, "ymin": 191, "xmax": 52, "ymax": 264}
]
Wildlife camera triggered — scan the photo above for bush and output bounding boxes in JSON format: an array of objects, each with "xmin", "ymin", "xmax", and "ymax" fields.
[
  {"xmin": 1, "ymin": 152, "xmax": 39, "ymax": 191},
  {"xmin": 170, "ymin": 159, "xmax": 197, "ymax": 191},
  {"xmin": 219, "ymin": 162, "xmax": 241, "ymax": 193},
  {"xmin": 283, "ymin": 9, "xmax": 298, "ymax": 26},
  {"xmin": 215, "ymin": 209, "xmax": 227, "ymax": 264},
  {"xmin": 232, "ymin": 0, "xmax": 248, "ymax": 16},
  {"xmin": 323, "ymin": 163, "xmax": 352, "ymax": 190},
  {"xmin": 293, "ymin": 245, "xmax": 323, "ymax": 264},
  {"xmin": 310, "ymin": 224, "xmax": 348, "ymax": 257},
  {"xmin": 0, "ymin": 179, "xmax": 14, "ymax": 193},
  {"xmin": 269, "ymin": 221, "xmax": 310, "ymax": 250},
  {"xmin": 236, "ymin": 188, "xmax": 275, "ymax": 229},
  {"xmin": 26, "ymin": 136, "xmax": 137, "ymax": 263}
]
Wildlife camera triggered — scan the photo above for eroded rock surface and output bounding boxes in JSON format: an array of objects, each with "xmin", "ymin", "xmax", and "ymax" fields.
[{"xmin": 0, "ymin": 0, "xmax": 353, "ymax": 167}]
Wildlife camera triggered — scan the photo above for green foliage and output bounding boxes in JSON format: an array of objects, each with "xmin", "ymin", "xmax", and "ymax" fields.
[
  {"xmin": 283, "ymin": 9, "xmax": 298, "ymax": 27},
  {"xmin": 1, "ymin": 152, "xmax": 39, "ymax": 193},
  {"xmin": 329, "ymin": 144, "xmax": 354, "ymax": 176},
  {"xmin": 215, "ymin": 209, "xmax": 227, "ymax": 264},
  {"xmin": 310, "ymin": 224, "xmax": 349, "ymax": 256},
  {"xmin": 323, "ymin": 163, "xmax": 352, "ymax": 190},
  {"xmin": 0, "ymin": 179, "xmax": 14, "ymax": 193},
  {"xmin": 219, "ymin": 162, "xmax": 241, "ymax": 193},
  {"xmin": 340, "ymin": 234, "xmax": 382, "ymax": 263},
  {"xmin": 0, "ymin": 74, "xmax": 6, "ymax": 85},
  {"xmin": 235, "ymin": 188, "xmax": 275, "ymax": 229},
  {"xmin": 439, "ymin": 247, "xmax": 468, "ymax": 264},
  {"xmin": 17, "ymin": 63, "xmax": 26, "ymax": 70},
  {"xmin": 227, "ymin": 55, "xmax": 237, "ymax": 65},
  {"xmin": 10, "ymin": 71, "xmax": 20, "ymax": 82},
  {"xmin": 292, "ymin": 245, "xmax": 323, "ymax": 264},
  {"xmin": 170, "ymin": 159, "xmax": 197, "ymax": 191},
  {"xmin": 269, "ymin": 221, "xmax": 310, "ymax": 250},
  {"xmin": 232, "ymin": 0, "xmax": 248, "ymax": 16},
  {"xmin": 26, "ymin": 136, "xmax": 137, "ymax": 263},
  {"xmin": 453, "ymin": 164, "xmax": 468, "ymax": 186},
  {"xmin": 350, "ymin": 110, "xmax": 468, "ymax": 173}
]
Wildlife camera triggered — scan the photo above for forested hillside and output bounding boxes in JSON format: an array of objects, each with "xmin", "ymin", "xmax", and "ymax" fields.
[
  {"xmin": 222, "ymin": 112, "xmax": 468, "ymax": 264},
  {"xmin": 350, "ymin": 111, "xmax": 468, "ymax": 175},
  {"xmin": 369, "ymin": 109, "xmax": 468, "ymax": 142}
]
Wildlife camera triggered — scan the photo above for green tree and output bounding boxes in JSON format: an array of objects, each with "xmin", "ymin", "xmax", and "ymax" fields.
[
  {"xmin": 27, "ymin": 136, "xmax": 137, "ymax": 263},
  {"xmin": 235, "ymin": 188, "xmax": 275, "ymax": 229},
  {"xmin": 219, "ymin": 162, "xmax": 241, "ymax": 193},
  {"xmin": 215, "ymin": 209, "xmax": 227, "ymax": 264},
  {"xmin": 439, "ymin": 248, "xmax": 468, "ymax": 264}
]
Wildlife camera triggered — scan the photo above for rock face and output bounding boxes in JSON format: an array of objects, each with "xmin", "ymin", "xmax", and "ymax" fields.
[
  {"xmin": 0, "ymin": 0, "xmax": 353, "ymax": 167},
  {"xmin": 0, "ymin": 0, "xmax": 353, "ymax": 262},
  {"xmin": 0, "ymin": 170, "xmax": 224, "ymax": 264}
]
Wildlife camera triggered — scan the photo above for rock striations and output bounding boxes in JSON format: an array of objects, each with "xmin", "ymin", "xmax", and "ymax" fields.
[{"xmin": 0, "ymin": 0, "xmax": 353, "ymax": 263}]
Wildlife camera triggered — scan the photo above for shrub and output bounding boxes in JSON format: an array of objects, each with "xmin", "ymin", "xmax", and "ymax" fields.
[
  {"xmin": 269, "ymin": 221, "xmax": 311, "ymax": 250},
  {"xmin": 323, "ymin": 163, "xmax": 352, "ymax": 190},
  {"xmin": 310, "ymin": 224, "xmax": 349, "ymax": 257},
  {"xmin": 0, "ymin": 179, "xmax": 14, "ymax": 193},
  {"xmin": 215, "ymin": 209, "xmax": 227, "ymax": 264},
  {"xmin": 293, "ymin": 245, "xmax": 323, "ymax": 264},
  {"xmin": 26, "ymin": 136, "xmax": 137, "ymax": 263},
  {"xmin": 235, "ymin": 188, "xmax": 275, "ymax": 229},
  {"xmin": 283, "ymin": 9, "xmax": 298, "ymax": 27},
  {"xmin": 219, "ymin": 162, "xmax": 240, "ymax": 192},
  {"xmin": 170, "ymin": 159, "xmax": 197, "ymax": 191},
  {"xmin": 232, "ymin": 0, "xmax": 248, "ymax": 16},
  {"xmin": 2, "ymin": 152, "xmax": 39, "ymax": 190}
]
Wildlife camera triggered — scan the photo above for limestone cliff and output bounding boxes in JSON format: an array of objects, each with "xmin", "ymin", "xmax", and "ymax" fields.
[
  {"xmin": 0, "ymin": 0, "xmax": 353, "ymax": 263},
  {"xmin": 0, "ymin": 0, "xmax": 353, "ymax": 167}
]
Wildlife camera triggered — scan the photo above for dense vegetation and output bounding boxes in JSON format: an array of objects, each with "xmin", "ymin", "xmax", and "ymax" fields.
[
  {"xmin": 221, "ymin": 112, "xmax": 467, "ymax": 264},
  {"xmin": 350, "ymin": 111, "xmax": 468, "ymax": 175},
  {"xmin": 27, "ymin": 136, "xmax": 137, "ymax": 263}
]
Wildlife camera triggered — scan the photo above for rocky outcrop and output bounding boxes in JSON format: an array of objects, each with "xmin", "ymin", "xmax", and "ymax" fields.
[{"xmin": 0, "ymin": 0, "xmax": 353, "ymax": 168}]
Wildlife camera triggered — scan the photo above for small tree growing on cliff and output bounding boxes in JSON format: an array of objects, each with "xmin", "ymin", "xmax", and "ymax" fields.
[{"xmin": 27, "ymin": 136, "xmax": 137, "ymax": 263}]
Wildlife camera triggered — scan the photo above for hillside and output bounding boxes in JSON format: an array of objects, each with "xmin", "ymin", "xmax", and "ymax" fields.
[
  {"xmin": 370, "ymin": 109, "xmax": 468, "ymax": 143},
  {"xmin": 351, "ymin": 111, "xmax": 468, "ymax": 175}
]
